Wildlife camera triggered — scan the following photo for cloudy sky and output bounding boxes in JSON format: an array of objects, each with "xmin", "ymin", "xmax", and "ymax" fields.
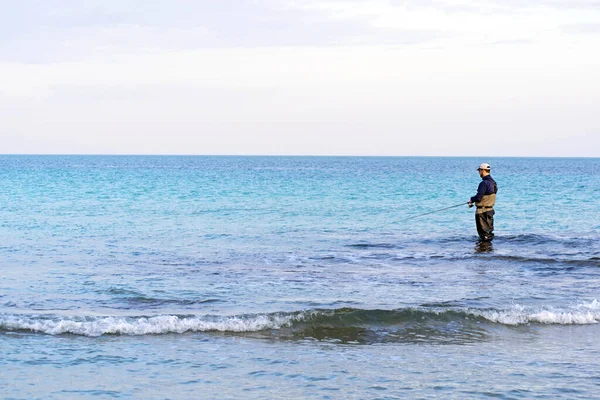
[{"xmin": 1, "ymin": 0, "xmax": 599, "ymax": 156}]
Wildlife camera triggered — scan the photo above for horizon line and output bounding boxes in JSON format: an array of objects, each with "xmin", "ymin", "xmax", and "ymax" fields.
[{"xmin": 1, "ymin": 153, "xmax": 599, "ymax": 159}]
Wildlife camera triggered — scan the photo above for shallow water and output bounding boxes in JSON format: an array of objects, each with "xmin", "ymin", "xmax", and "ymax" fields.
[{"xmin": 1, "ymin": 156, "xmax": 599, "ymax": 399}]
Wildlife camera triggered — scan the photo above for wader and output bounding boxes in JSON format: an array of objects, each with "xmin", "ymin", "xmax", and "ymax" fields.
[{"xmin": 475, "ymin": 193, "xmax": 496, "ymax": 241}]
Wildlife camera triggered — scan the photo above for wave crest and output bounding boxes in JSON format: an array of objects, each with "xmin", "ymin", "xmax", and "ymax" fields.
[
  {"xmin": 2, "ymin": 301, "xmax": 600, "ymax": 339},
  {"xmin": 0, "ymin": 313, "xmax": 302, "ymax": 337}
]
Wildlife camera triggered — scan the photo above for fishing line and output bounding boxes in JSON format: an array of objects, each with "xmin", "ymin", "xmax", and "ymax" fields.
[{"xmin": 400, "ymin": 202, "xmax": 470, "ymax": 222}]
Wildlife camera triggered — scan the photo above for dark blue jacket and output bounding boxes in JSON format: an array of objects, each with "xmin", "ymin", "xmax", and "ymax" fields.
[{"xmin": 471, "ymin": 175, "xmax": 497, "ymax": 203}]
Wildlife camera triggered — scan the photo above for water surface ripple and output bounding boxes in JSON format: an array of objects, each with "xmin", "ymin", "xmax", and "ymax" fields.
[{"xmin": 1, "ymin": 156, "xmax": 599, "ymax": 399}]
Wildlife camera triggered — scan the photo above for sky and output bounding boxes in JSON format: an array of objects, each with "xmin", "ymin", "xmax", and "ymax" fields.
[{"xmin": 1, "ymin": 0, "xmax": 599, "ymax": 156}]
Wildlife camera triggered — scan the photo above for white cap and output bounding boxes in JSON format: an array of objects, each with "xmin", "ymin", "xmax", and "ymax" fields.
[{"xmin": 477, "ymin": 163, "xmax": 491, "ymax": 170}]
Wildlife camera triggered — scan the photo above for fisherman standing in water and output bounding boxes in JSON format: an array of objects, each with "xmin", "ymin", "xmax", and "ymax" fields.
[{"xmin": 468, "ymin": 163, "xmax": 497, "ymax": 242}]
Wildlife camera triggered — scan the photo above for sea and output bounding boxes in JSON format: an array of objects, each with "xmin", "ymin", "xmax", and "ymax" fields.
[{"xmin": 1, "ymin": 155, "xmax": 599, "ymax": 399}]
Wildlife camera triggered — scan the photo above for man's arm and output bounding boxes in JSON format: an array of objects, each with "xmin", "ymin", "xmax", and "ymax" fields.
[{"xmin": 470, "ymin": 181, "xmax": 487, "ymax": 203}]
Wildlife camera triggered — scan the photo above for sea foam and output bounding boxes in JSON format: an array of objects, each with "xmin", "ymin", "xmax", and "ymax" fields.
[
  {"xmin": 2, "ymin": 302, "xmax": 600, "ymax": 337},
  {"xmin": 0, "ymin": 313, "xmax": 303, "ymax": 337},
  {"xmin": 475, "ymin": 301, "xmax": 600, "ymax": 325}
]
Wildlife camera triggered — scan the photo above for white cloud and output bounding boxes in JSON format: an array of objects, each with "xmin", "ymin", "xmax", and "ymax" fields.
[
  {"xmin": 1, "ymin": 1, "xmax": 599, "ymax": 155},
  {"xmin": 2, "ymin": 39, "xmax": 599, "ymax": 155},
  {"xmin": 284, "ymin": 0, "xmax": 600, "ymax": 46}
]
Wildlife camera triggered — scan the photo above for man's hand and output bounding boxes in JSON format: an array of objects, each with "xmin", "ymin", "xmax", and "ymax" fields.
[{"xmin": 468, "ymin": 201, "xmax": 474, "ymax": 208}]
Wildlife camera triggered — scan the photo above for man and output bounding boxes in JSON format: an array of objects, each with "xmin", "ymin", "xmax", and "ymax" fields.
[{"xmin": 468, "ymin": 163, "xmax": 497, "ymax": 242}]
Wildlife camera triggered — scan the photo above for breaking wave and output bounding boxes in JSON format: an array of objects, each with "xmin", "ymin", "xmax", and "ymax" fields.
[
  {"xmin": 0, "ymin": 313, "xmax": 302, "ymax": 337},
  {"xmin": 2, "ymin": 301, "xmax": 600, "ymax": 339}
]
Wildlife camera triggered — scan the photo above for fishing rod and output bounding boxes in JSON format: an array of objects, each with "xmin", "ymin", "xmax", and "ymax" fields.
[{"xmin": 401, "ymin": 202, "xmax": 470, "ymax": 222}]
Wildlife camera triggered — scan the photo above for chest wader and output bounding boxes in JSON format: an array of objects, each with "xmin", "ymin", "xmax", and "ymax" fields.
[{"xmin": 475, "ymin": 192, "xmax": 496, "ymax": 241}]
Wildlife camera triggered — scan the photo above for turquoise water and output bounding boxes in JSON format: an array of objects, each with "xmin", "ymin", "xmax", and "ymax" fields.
[{"xmin": 1, "ymin": 156, "xmax": 599, "ymax": 399}]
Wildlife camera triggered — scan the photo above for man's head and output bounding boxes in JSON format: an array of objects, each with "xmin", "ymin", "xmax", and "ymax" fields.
[{"xmin": 477, "ymin": 163, "xmax": 491, "ymax": 178}]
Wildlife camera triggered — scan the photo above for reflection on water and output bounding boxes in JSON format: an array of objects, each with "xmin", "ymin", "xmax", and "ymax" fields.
[
  {"xmin": 475, "ymin": 241, "xmax": 494, "ymax": 253},
  {"xmin": 267, "ymin": 322, "xmax": 491, "ymax": 346}
]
